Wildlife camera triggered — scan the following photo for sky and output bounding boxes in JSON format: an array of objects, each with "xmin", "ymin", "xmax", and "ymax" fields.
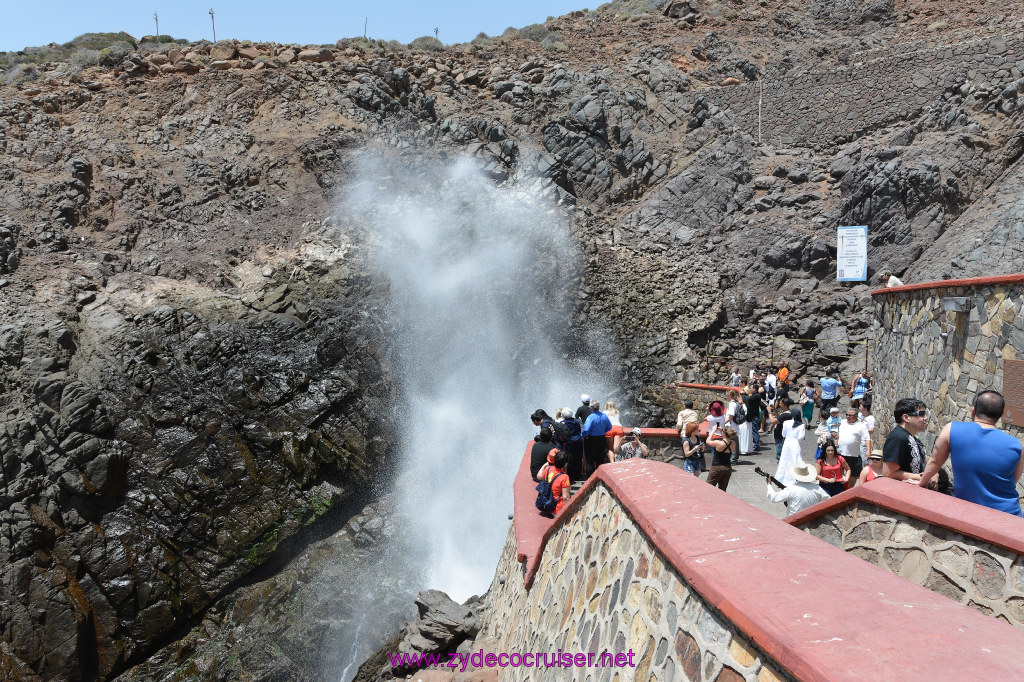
[{"xmin": 0, "ymin": 0, "xmax": 593, "ymax": 53}]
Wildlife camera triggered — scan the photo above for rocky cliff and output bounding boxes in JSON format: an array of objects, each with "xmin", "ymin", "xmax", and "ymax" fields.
[{"xmin": 2, "ymin": 0, "xmax": 1024, "ymax": 678}]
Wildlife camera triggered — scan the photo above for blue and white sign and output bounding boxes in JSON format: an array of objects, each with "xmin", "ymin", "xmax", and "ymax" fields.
[{"xmin": 836, "ymin": 225, "xmax": 868, "ymax": 282}]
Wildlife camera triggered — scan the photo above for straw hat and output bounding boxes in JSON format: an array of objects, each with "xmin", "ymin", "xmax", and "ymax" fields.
[
  {"xmin": 789, "ymin": 459, "xmax": 819, "ymax": 483},
  {"xmin": 868, "ymin": 449, "xmax": 883, "ymax": 460}
]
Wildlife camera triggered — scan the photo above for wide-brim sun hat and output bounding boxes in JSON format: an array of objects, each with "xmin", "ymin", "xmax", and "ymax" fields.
[
  {"xmin": 868, "ymin": 449, "xmax": 883, "ymax": 460},
  {"xmin": 789, "ymin": 459, "xmax": 818, "ymax": 483}
]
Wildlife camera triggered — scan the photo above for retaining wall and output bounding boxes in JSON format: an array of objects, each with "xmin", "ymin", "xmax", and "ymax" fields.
[
  {"xmin": 484, "ymin": 453, "xmax": 1024, "ymax": 681},
  {"xmin": 871, "ymin": 274, "xmax": 1024, "ymax": 496},
  {"xmin": 653, "ymin": 382, "xmax": 734, "ymax": 421},
  {"xmin": 789, "ymin": 478, "xmax": 1024, "ymax": 629}
]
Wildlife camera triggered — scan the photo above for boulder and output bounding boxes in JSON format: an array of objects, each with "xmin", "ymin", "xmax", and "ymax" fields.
[
  {"xmin": 298, "ymin": 48, "xmax": 334, "ymax": 62},
  {"xmin": 209, "ymin": 40, "xmax": 237, "ymax": 60}
]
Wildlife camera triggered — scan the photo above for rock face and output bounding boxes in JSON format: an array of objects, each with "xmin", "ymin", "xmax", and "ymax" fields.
[
  {"xmin": 0, "ymin": 0, "xmax": 1023, "ymax": 678},
  {"xmin": 0, "ymin": 262, "xmax": 396, "ymax": 679}
]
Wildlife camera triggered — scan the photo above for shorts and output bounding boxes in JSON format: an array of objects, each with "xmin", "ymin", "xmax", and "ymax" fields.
[
  {"xmin": 820, "ymin": 397, "xmax": 839, "ymax": 414},
  {"xmin": 683, "ymin": 457, "xmax": 701, "ymax": 476},
  {"xmin": 707, "ymin": 465, "xmax": 732, "ymax": 491},
  {"xmin": 845, "ymin": 455, "xmax": 863, "ymax": 481}
]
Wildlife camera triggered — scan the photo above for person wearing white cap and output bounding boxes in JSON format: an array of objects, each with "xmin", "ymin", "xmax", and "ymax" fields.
[
  {"xmin": 575, "ymin": 394, "xmax": 594, "ymax": 421},
  {"xmin": 766, "ymin": 460, "xmax": 830, "ymax": 516},
  {"xmin": 614, "ymin": 427, "xmax": 648, "ymax": 462}
]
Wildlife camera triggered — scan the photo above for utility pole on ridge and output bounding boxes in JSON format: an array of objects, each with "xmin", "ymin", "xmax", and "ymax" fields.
[
  {"xmin": 209, "ymin": 8, "xmax": 216, "ymax": 42},
  {"xmin": 154, "ymin": 12, "xmax": 159, "ymax": 39}
]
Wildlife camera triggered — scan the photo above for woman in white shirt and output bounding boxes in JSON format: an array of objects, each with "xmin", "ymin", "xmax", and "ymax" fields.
[
  {"xmin": 858, "ymin": 402, "xmax": 876, "ymax": 459},
  {"xmin": 604, "ymin": 400, "xmax": 621, "ymax": 427}
]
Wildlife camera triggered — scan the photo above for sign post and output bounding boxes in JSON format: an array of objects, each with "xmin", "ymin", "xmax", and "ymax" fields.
[{"xmin": 837, "ymin": 225, "xmax": 868, "ymax": 282}]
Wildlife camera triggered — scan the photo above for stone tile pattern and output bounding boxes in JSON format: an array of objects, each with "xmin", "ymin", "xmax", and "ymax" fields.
[
  {"xmin": 482, "ymin": 484, "xmax": 791, "ymax": 682},
  {"xmin": 873, "ymin": 281, "xmax": 1024, "ymax": 500},
  {"xmin": 797, "ymin": 501, "xmax": 1024, "ymax": 628}
]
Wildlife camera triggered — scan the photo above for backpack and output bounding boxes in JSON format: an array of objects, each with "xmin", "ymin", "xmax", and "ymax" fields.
[
  {"xmin": 548, "ymin": 419, "xmax": 571, "ymax": 448},
  {"xmin": 535, "ymin": 466, "xmax": 568, "ymax": 514},
  {"xmin": 733, "ymin": 402, "xmax": 747, "ymax": 425},
  {"xmin": 765, "ymin": 382, "xmax": 776, "ymax": 400},
  {"xmin": 562, "ymin": 417, "xmax": 583, "ymax": 444}
]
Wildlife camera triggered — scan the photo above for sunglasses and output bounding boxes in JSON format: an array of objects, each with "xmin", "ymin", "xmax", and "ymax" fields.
[{"xmin": 909, "ymin": 410, "xmax": 928, "ymax": 418}]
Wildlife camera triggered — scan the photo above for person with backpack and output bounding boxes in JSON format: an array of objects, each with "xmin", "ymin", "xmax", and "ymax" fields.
[
  {"xmin": 532, "ymin": 409, "xmax": 570, "ymax": 451},
  {"xmin": 726, "ymin": 389, "xmax": 751, "ymax": 463},
  {"xmin": 535, "ymin": 449, "xmax": 571, "ymax": 517},
  {"xmin": 559, "ymin": 407, "xmax": 585, "ymax": 481}
]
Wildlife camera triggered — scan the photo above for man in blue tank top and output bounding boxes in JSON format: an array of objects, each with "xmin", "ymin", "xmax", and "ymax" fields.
[{"xmin": 917, "ymin": 390, "xmax": 1024, "ymax": 516}]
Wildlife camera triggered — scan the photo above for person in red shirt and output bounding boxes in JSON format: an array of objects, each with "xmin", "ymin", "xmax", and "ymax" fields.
[{"xmin": 537, "ymin": 449, "xmax": 572, "ymax": 514}]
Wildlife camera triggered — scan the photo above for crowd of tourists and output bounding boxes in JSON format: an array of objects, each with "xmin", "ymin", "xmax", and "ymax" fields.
[
  {"xmin": 529, "ymin": 395, "xmax": 647, "ymax": 516},
  {"xmin": 528, "ymin": 368, "xmax": 1023, "ymax": 521}
]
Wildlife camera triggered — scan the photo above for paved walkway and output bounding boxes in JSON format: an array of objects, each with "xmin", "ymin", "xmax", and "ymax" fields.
[{"xmin": 653, "ymin": 419, "xmax": 829, "ymax": 520}]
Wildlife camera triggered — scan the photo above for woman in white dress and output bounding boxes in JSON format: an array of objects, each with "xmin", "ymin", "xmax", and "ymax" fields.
[{"xmin": 775, "ymin": 415, "xmax": 807, "ymax": 486}]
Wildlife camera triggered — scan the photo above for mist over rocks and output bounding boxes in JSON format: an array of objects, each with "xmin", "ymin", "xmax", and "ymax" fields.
[{"xmin": 1, "ymin": 0, "xmax": 1024, "ymax": 678}]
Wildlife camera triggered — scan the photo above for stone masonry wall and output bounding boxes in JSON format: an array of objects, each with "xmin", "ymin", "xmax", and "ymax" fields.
[
  {"xmin": 871, "ymin": 278, "xmax": 1024, "ymax": 497},
  {"xmin": 798, "ymin": 501, "xmax": 1024, "ymax": 628},
  {"xmin": 692, "ymin": 32, "xmax": 1024, "ymax": 149},
  {"xmin": 651, "ymin": 383, "xmax": 732, "ymax": 423},
  {"xmin": 482, "ymin": 484, "xmax": 791, "ymax": 682}
]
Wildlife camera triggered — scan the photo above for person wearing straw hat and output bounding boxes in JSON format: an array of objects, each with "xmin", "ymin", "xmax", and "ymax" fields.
[
  {"xmin": 766, "ymin": 460, "xmax": 830, "ymax": 516},
  {"xmin": 859, "ymin": 449, "xmax": 884, "ymax": 484}
]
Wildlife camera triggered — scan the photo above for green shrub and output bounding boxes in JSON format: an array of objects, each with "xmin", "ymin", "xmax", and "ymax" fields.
[
  {"xmin": 3, "ymin": 63, "xmax": 40, "ymax": 85},
  {"xmin": 66, "ymin": 32, "xmax": 137, "ymax": 50},
  {"xmin": 519, "ymin": 23, "xmax": 549, "ymax": 41},
  {"xmin": 927, "ymin": 20, "xmax": 948, "ymax": 32},
  {"xmin": 501, "ymin": 26, "xmax": 520, "ymax": 39},
  {"xmin": 471, "ymin": 32, "xmax": 493, "ymax": 46},
  {"xmin": 70, "ymin": 48, "xmax": 99, "ymax": 66},
  {"xmin": 539, "ymin": 33, "xmax": 566, "ymax": 50},
  {"xmin": 383, "ymin": 39, "xmax": 408, "ymax": 51},
  {"xmin": 409, "ymin": 35, "xmax": 443, "ymax": 51}
]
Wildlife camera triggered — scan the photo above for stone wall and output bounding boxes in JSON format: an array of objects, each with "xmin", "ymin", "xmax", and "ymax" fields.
[
  {"xmin": 487, "ymin": 457, "xmax": 1024, "ymax": 681},
  {"xmin": 651, "ymin": 383, "xmax": 733, "ymax": 423},
  {"xmin": 799, "ymin": 501, "xmax": 1024, "ymax": 627},
  {"xmin": 484, "ymin": 485, "xmax": 791, "ymax": 682},
  {"xmin": 871, "ymin": 275, "xmax": 1024, "ymax": 496},
  {"xmin": 692, "ymin": 32, "xmax": 1024, "ymax": 148}
]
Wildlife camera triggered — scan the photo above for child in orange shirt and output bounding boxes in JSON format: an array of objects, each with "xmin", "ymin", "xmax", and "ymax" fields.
[{"xmin": 537, "ymin": 449, "xmax": 572, "ymax": 515}]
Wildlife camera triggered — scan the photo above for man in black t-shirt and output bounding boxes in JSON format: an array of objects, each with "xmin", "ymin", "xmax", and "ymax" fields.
[
  {"xmin": 575, "ymin": 394, "xmax": 595, "ymax": 421},
  {"xmin": 530, "ymin": 428, "xmax": 556, "ymax": 480},
  {"xmin": 744, "ymin": 388, "xmax": 763, "ymax": 450},
  {"xmin": 882, "ymin": 398, "xmax": 930, "ymax": 485}
]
